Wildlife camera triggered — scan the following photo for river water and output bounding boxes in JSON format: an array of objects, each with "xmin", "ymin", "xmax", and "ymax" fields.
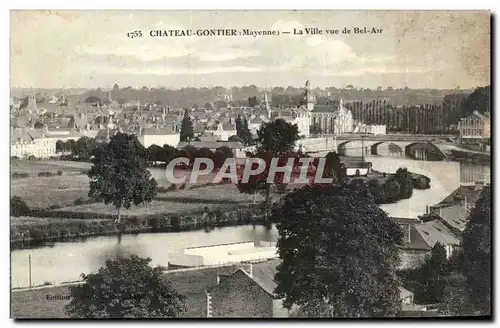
[{"xmin": 11, "ymin": 156, "xmax": 490, "ymax": 289}]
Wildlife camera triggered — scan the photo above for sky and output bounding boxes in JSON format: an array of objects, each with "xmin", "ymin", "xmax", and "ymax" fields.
[{"xmin": 10, "ymin": 10, "xmax": 491, "ymax": 89}]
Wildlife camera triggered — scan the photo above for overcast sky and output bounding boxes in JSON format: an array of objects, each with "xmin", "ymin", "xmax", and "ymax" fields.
[{"xmin": 11, "ymin": 10, "xmax": 490, "ymax": 89}]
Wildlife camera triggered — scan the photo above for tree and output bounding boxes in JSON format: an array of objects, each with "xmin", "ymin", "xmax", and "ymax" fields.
[
  {"xmin": 252, "ymin": 119, "xmax": 301, "ymax": 214},
  {"xmin": 438, "ymin": 273, "xmax": 473, "ymax": 316},
  {"xmin": 10, "ymin": 196, "xmax": 30, "ymax": 217},
  {"xmin": 324, "ymin": 151, "xmax": 345, "ymax": 182},
  {"xmin": 237, "ymin": 118, "xmax": 253, "ymax": 146},
  {"xmin": 462, "ymin": 185, "xmax": 491, "ymax": 315},
  {"xmin": 72, "ymin": 137, "xmax": 97, "ymax": 161},
  {"xmin": 235, "ymin": 115, "xmax": 243, "ymax": 135},
  {"xmin": 180, "ymin": 109, "xmax": 194, "ymax": 142},
  {"xmin": 272, "ymin": 184, "xmax": 403, "ymax": 317},
  {"xmin": 34, "ymin": 121, "xmax": 43, "ymax": 129},
  {"xmin": 88, "ymin": 133, "xmax": 158, "ymax": 226},
  {"xmin": 368, "ymin": 179, "xmax": 386, "ymax": 204},
  {"xmin": 383, "ymin": 178, "xmax": 401, "ymax": 203},
  {"xmin": 161, "ymin": 145, "xmax": 178, "ymax": 164},
  {"xmin": 56, "ymin": 140, "xmax": 64, "ymax": 153},
  {"xmin": 65, "ymin": 255, "xmax": 186, "ymax": 318},
  {"xmin": 147, "ymin": 145, "xmax": 163, "ymax": 164},
  {"xmin": 394, "ymin": 168, "xmax": 413, "ymax": 199},
  {"xmin": 257, "ymin": 118, "xmax": 300, "ymax": 157},
  {"xmin": 213, "ymin": 146, "xmax": 233, "ymax": 169},
  {"xmin": 412, "ymin": 242, "xmax": 450, "ymax": 304}
]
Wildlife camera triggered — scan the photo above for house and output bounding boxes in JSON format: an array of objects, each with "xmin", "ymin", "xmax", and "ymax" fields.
[
  {"xmin": 428, "ymin": 183, "xmax": 485, "ymax": 237},
  {"xmin": 95, "ymin": 128, "xmax": 120, "ymax": 143},
  {"xmin": 137, "ymin": 127, "xmax": 180, "ymax": 148},
  {"xmin": 177, "ymin": 141, "xmax": 246, "ymax": 158},
  {"xmin": 341, "ymin": 157, "xmax": 372, "ymax": 176},
  {"xmin": 213, "ymin": 123, "xmax": 237, "ymax": 141},
  {"xmin": 457, "ymin": 111, "xmax": 490, "ymax": 140},
  {"xmin": 11, "ymin": 128, "xmax": 57, "ymax": 158},
  {"xmin": 206, "ymin": 259, "xmax": 302, "ymax": 318},
  {"xmin": 207, "ymin": 259, "xmax": 424, "ymax": 318}
]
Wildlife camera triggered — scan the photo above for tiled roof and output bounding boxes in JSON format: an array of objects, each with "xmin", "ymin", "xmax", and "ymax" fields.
[
  {"xmin": 241, "ymin": 259, "xmax": 281, "ymax": 297},
  {"xmin": 438, "ymin": 185, "xmax": 482, "ymax": 207},
  {"xmin": 413, "ymin": 220, "xmax": 460, "ymax": 248},
  {"xmin": 435, "ymin": 205, "xmax": 468, "ymax": 231},
  {"xmin": 399, "ymin": 286, "xmax": 414, "ymax": 298},
  {"xmin": 312, "ymin": 104, "xmax": 335, "ymax": 113},
  {"xmin": 177, "ymin": 140, "xmax": 244, "ymax": 150},
  {"xmin": 142, "ymin": 127, "xmax": 177, "ymax": 135}
]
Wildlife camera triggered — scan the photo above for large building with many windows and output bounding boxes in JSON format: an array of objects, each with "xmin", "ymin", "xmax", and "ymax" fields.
[{"xmin": 457, "ymin": 111, "xmax": 490, "ymax": 140}]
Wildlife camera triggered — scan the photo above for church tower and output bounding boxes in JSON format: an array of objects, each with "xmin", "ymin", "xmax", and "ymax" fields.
[{"xmin": 300, "ymin": 80, "xmax": 316, "ymax": 111}]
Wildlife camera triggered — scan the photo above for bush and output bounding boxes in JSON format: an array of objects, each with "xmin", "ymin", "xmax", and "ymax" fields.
[
  {"xmin": 73, "ymin": 198, "xmax": 86, "ymax": 205},
  {"xmin": 167, "ymin": 184, "xmax": 177, "ymax": 191},
  {"xmin": 27, "ymin": 155, "xmax": 36, "ymax": 161},
  {"xmin": 57, "ymin": 170, "xmax": 63, "ymax": 176},
  {"xmin": 10, "ymin": 156, "xmax": 19, "ymax": 160},
  {"xmin": 37, "ymin": 171, "xmax": 54, "ymax": 177},
  {"xmin": 10, "ymin": 196, "xmax": 30, "ymax": 217},
  {"xmin": 170, "ymin": 215, "xmax": 181, "ymax": 230},
  {"xmin": 11, "ymin": 172, "xmax": 30, "ymax": 179}
]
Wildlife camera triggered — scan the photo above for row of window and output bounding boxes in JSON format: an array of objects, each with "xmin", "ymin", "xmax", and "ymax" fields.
[
  {"xmin": 460, "ymin": 128, "xmax": 484, "ymax": 136},
  {"xmin": 459, "ymin": 119, "xmax": 483, "ymax": 126}
]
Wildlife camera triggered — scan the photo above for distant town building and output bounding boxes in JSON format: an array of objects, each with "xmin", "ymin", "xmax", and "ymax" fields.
[
  {"xmin": 458, "ymin": 111, "xmax": 490, "ymax": 140},
  {"xmin": 353, "ymin": 123, "xmax": 386, "ymax": 135},
  {"xmin": 177, "ymin": 140, "xmax": 246, "ymax": 158},
  {"xmin": 213, "ymin": 122, "xmax": 237, "ymax": 141},
  {"xmin": 308, "ymin": 82, "xmax": 353, "ymax": 135},
  {"xmin": 137, "ymin": 127, "xmax": 180, "ymax": 148}
]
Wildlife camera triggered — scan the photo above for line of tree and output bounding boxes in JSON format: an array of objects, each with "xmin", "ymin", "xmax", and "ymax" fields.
[
  {"xmin": 146, "ymin": 144, "xmax": 233, "ymax": 170},
  {"xmin": 56, "ymin": 137, "xmax": 98, "ymax": 161},
  {"xmin": 367, "ymin": 168, "xmax": 414, "ymax": 204}
]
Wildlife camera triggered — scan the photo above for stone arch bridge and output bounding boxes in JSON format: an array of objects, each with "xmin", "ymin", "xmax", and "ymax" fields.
[{"xmin": 299, "ymin": 134, "xmax": 451, "ymax": 161}]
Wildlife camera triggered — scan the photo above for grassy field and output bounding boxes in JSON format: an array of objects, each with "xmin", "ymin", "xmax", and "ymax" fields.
[
  {"xmin": 53, "ymin": 184, "xmax": 266, "ymax": 217},
  {"xmin": 11, "ymin": 160, "xmax": 247, "ymax": 209},
  {"xmin": 11, "ymin": 160, "xmax": 91, "ymax": 174},
  {"xmin": 11, "ymin": 174, "xmax": 91, "ymax": 209},
  {"xmin": 11, "ymin": 266, "xmax": 237, "ymax": 318}
]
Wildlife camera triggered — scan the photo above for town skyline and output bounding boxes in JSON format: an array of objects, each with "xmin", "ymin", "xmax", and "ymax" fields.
[{"xmin": 11, "ymin": 10, "xmax": 490, "ymax": 90}]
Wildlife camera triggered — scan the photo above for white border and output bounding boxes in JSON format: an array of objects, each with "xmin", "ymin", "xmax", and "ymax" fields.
[{"xmin": 2, "ymin": 1, "xmax": 498, "ymax": 327}]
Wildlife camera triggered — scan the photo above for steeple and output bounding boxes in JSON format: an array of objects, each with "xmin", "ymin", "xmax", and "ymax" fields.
[
  {"xmin": 264, "ymin": 92, "xmax": 272, "ymax": 119},
  {"xmin": 301, "ymin": 80, "xmax": 316, "ymax": 111}
]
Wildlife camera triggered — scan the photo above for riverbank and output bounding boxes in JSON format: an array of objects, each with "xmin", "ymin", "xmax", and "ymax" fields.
[{"xmin": 11, "ymin": 204, "xmax": 270, "ymax": 250}]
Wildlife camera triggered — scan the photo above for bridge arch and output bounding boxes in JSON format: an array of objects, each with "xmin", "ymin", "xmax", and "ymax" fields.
[
  {"xmin": 405, "ymin": 142, "xmax": 447, "ymax": 161},
  {"xmin": 337, "ymin": 140, "xmax": 351, "ymax": 156},
  {"xmin": 370, "ymin": 141, "xmax": 385, "ymax": 155}
]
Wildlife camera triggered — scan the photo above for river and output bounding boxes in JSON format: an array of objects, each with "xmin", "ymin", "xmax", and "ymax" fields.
[
  {"xmin": 11, "ymin": 225, "xmax": 279, "ymax": 288},
  {"xmin": 11, "ymin": 157, "xmax": 490, "ymax": 289}
]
